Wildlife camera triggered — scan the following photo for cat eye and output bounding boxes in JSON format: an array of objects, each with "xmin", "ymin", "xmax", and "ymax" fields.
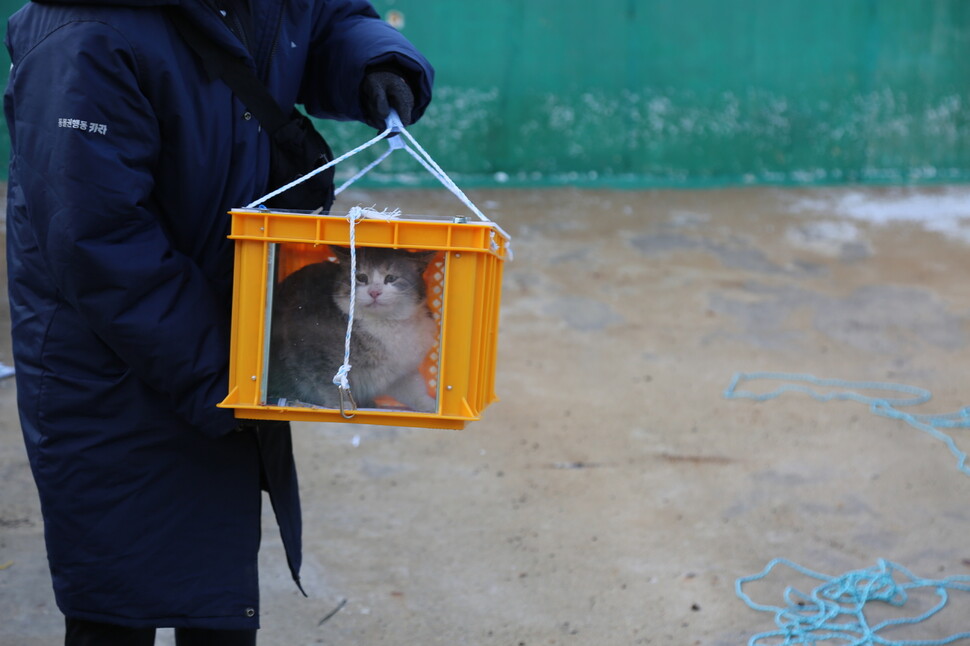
[
  {"xmin": 355, "ymin": 272, "xmax": 369, "ymax": 285},
  {"xmin": 384, "ymin": 274, "xmax": 398, "ymax": 284}
]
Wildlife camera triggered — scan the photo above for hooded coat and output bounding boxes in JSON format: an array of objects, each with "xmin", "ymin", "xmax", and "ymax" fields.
[{"xmin": 4, "ymin": 0, "xmax": 432, "ymax": 630}]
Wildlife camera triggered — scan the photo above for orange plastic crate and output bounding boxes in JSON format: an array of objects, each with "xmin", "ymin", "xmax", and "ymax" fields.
[{"xmin": 218, "ymin": 208, "xmax": 510, "ymax": 430}]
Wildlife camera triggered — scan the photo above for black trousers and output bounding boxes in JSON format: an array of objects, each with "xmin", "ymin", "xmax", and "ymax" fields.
[{"xmin": 65, "ymin": 617, "xmax": 257, "ymax": 646}]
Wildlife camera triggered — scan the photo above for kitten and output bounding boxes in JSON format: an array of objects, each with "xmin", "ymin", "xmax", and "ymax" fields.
[{"xmin": 267, "ymin": 246, "xmax": 438, "ymax": 412}]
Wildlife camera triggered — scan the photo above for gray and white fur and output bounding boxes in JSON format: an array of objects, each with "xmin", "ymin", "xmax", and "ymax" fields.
[{"xmin": 267, "ymin": 246, "xmax": 438, "ymax": 412}]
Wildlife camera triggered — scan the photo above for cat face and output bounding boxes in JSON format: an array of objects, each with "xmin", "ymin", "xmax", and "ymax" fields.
[{"xmin": 330, "ymin": 247, "xmax": 435, "ymax": 321}]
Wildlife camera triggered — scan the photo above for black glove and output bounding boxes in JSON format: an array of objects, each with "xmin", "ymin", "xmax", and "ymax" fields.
[{"xmin": 360, "ymin": 68, "xmax": 415, "ymax": 130}]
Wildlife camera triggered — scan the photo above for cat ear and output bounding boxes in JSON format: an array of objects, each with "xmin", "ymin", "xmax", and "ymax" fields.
[
  {"xmin": 329, "ymin": 246, "xmax": 351, "ymax": 263},
  {"xmin": 406, "ymin": 249, "xmax": 438, "ymax": 269}
]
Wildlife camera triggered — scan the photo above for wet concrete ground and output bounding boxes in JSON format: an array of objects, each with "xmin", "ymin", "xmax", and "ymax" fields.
[{"xmin": 3, "ymin": 185, "xmax": 970, "ymax": 645}]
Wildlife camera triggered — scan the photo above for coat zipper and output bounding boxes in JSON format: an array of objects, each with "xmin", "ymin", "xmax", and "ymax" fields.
[
  {"xmin": 225, "ymin": 9, "xmax": 250, "ymax": 52},
  {"xmin": 258, "ymin": 0, "xmax": 286, "ymax": 81}
]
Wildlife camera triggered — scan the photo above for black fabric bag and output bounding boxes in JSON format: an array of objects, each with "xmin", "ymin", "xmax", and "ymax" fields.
[
  {"xmin": 170, "ymin": 10, "xmax": 335, "ymax": 212},
  {"xmin": 264, "ymin": 110, "xmax": 335, "ymax": 212}
]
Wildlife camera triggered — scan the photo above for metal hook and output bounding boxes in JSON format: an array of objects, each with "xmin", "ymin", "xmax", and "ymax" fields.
[{"xmin": 338, "ymin": 386, "xmax": 357, "ymax": 419}]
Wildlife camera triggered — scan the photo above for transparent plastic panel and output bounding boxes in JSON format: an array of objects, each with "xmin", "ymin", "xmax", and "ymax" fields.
[{"xmin": 262, "ymin": 241, "xmax": 444, "ymax": 414}]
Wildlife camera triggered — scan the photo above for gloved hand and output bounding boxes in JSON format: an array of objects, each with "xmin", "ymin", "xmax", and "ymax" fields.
[{"xmin": 360, "ymin": 68, "xmax": 415, "ymax": 130}]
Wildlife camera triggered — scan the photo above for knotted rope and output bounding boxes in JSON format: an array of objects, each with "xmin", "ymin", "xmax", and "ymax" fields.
[
  {"xmin": 331, "ymin": 205, "xmax": 363, "ymax": 417},
  {"xmin": 328, "ymin": 205, "xmax": 401, "ymax": 418},
  {"xmin": 726, "ymin": 373, "xmax": 970, "ymax": 643},
  {"xmin": 737, "ymin": 558, "xmax": 970, "ymax": 646}
]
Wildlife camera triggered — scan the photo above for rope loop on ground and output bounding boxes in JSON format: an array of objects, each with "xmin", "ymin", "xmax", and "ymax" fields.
[
  {"xmin": 724, "ymin": 372, "xmax": 970, "ymax": 476},
  {"xmin": 737, "ymin": 558, "xmax": 970, "ymax": 646}
]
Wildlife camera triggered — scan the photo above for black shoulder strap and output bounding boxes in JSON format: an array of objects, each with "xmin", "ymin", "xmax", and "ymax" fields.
[{"xmin": 168, "ymin": 8, "xmax": 291, "ymax": 135}]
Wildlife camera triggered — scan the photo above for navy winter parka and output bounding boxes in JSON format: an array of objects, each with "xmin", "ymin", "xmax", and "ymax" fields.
[{"xmin": 4, "ymin": 0, "xmax": 432, "ymax": 630}]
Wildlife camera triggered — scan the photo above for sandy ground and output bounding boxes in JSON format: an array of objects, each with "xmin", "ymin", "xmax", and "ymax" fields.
[{"xmin": 2, "ymin": 185, "xmax": 970, "ymax": 645}]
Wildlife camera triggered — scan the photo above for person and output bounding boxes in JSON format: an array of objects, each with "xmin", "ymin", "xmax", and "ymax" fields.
[{"xmin": 3, "ymin": 0, "xmax": 433, "ymax": 643}]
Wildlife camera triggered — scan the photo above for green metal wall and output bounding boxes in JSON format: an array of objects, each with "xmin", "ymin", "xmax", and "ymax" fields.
[
  {"xmin": 3, "ymin": 0, "xmax": 970, "ymax": 187},
  {"xmin": 0, "ymin": 0, "xmax": 17, "ymax": 175}
]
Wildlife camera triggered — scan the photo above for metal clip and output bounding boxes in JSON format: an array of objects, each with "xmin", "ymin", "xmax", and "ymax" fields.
[
  {"xmin": 338, "ymin": 386, "xmax": 357, "ymax": 419},
  {"xmin": 385, "ymin": 109, "xmax": 406, "ymax": 150}
]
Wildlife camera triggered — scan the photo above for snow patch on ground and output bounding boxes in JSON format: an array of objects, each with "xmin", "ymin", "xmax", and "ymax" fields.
[{"xmin": 786, "ymin": 186, "xmax": 970, "ymax": 243}]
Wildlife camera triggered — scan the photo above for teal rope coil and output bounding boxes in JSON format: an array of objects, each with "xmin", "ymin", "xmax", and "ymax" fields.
[
  {"xmin": 724, "ymin": 372, "xmax": 970, "ymax": 476},
  {"xmin": 727, "ymin": 373, "xmax": 970, "ymax": 643},
  {"xmin": 736, "ymin": 558, "xmax": 970, "ymax": 646}
]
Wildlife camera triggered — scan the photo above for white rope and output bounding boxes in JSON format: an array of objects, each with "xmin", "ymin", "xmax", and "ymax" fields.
[
  {"xmin": 246, "ymin": 125, "xmax": 394, "ymax": 209},
  {"xmin": 333, "ymin": 206, "xmax": 364, "ymax": 389},
  {"xmin": 333, "ymin": 145, "xmax": 395, "ymax": 196},
  {"xmin": 393, "ymin": 123, "xmax": 490, "ymax": 223},
  {"xmin": 391, "ymin": 140, "xmax": 510, "ymax": 255},
  {"xmin": 245, "ymin": 110, "xmax": 512, "ymax": 249},
  {"xmin": 331, "ymin": 205, "xmax": 366, "ymax": 414},
  {"xmin": 334, "ymin": 127, "xmax": 406, "ymax": 196},
  {"xmin": 330, "ymin": 206, "xmax": 401, "ymax": 414},
  {"xmin": 325, "ymin": 110, "xmax": 490, "ymax": 225}
]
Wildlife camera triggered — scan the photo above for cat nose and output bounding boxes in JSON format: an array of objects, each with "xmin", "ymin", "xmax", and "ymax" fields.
[{"xmin": 368, "ymin": 288, "xmax": 382, "ymax": 299}]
